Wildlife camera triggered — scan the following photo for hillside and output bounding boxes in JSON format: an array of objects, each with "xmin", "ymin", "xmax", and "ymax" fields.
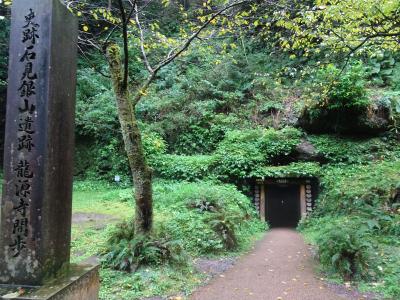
[{"xmin": 0, "ymin": 0, "xmax": 399, "ymax": 299}]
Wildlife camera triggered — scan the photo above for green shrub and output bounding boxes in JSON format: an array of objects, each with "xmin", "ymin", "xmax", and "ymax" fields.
[
  {"xmin": 300, "ymin": 64, "xmax": 372, "ymax": 133},
  {"xmin": 142, "ymin": 130, "xmax": 167, "ymax": 159},
  {"xmin": 383, "ymin": 91, "xmax": 400, "ymax": 136},
  {"xmin": 250, "ymin": 162, "xmax": 321, "ymax": 178},
  {"xmin": 366, "ymin": 51, "xmax": 397, "ymax": 86},
  {"xmin": 308, "ymin": 135, "xmax": 400, "ymax": 164},
  {"xmin": 301, "ymin": 160, "xmax": 400, "ymax": 298},
  {"xmin": 315, "ymin": 161, "xmax": 400, "ymax": 215},
  {"xmin": 173, "ymin": 123, "xmax": 227, "ymax": 155},
  {"xmin": 214, "ymin": 127, "xmax": 302, "ymax": 179},
  {"xmin": 75, "ymin": 130, "xmax": 166, "ymax": 180},
  {"xmin": 391, "ymin": 62, "xmax": 400, "ymax": 90},
  {"xmin": 152, "ymin": 182, "xmax": 266, "ymax": 255},
  {"xmin": 205, "ymin": 212, "xmax": 239, "ymax": 250},
  {"xmin": 315, "ymin": 217, "xmax": 372, "ymax": 280},
  {"xmin": 76, "ymin": 68, "xmax": 117, "ymax": 139},
  {"xmin": 151, "ymin": 155, "xmax": 216, "ymax": 181},
  {"xmin": 99, "ymin": 182, "xmax": 265, "ymax": 266},
  {"xmin": 316, "ymin": 63, "xmax": 369, "ymax": 112},
  {"xmin": 102, "ymin": 221, "xmax": 185, "ymax": 272}
]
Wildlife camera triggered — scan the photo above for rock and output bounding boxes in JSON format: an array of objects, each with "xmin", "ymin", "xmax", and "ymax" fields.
[
  {"xmin": 295, "ymin": 140, "xmax": 318, "ymax": 160},
  {"xmin": 297, "ymin": 101, "xmax": 391, "ymax": 135},
  {"xmin": 294, "ymin": 139, "xmax": 325, "ymax": 162}
]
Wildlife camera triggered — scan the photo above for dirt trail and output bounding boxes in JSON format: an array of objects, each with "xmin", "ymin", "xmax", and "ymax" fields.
[{"xmin": 190, "ymin": 228, "xmax": 367, "ymax": 300}]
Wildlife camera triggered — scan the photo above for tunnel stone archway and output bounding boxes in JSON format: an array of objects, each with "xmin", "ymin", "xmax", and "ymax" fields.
[{"xmin": 253, "ymin": 178, "xmax": 318, "ymax": 227}]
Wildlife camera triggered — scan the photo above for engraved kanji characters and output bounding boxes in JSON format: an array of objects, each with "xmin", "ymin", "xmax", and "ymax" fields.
[
  {"xmin": 10, "ymin": 8, "xmax": 40, "ymax": 257},
  {"xmin": 15, "ymin": 160, "xmax": 33, "ymax": 179}
]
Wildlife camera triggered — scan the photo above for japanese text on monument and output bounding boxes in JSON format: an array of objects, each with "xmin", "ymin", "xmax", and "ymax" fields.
[{"xmin": 10, "ymin": 8, "xmax": 39, "ymax": 258}]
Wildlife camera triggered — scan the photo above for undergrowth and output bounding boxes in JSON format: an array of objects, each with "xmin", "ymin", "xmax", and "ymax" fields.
[
  {"xmin": 71, "ymin": 180, "xmax": 266, "ymax": 299},
  {"xmin": 300, "ymin": 160, "xmax": 400, "ymax": 298}
]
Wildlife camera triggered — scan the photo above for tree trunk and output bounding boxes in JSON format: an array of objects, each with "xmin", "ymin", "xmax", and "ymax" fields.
[{"xmin": 105, "ymin": 44, "xmax": 153, "ymax": 234}]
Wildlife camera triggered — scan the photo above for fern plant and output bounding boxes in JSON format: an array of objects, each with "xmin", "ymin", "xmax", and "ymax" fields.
[
  {"xmin": 316, "ymin": 219, "xmax": 372, "ymax": 280},
  {"xmin": 205, "ymin": 212, "xmax": 240, "ymax": 250},
  {"xmin": 102, "ymin": 221, "xmax": 186, "ymax": 272}
]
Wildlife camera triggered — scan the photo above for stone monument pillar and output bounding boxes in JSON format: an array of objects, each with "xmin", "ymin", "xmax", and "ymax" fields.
[{"xmin": 0, "ymin": 0, "xmax": 99, "ymax": 299}]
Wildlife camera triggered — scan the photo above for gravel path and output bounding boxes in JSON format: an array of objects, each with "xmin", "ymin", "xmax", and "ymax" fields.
[{"xmin": 190, "ymin": 228, "xmax": 367, "ymax": 300}]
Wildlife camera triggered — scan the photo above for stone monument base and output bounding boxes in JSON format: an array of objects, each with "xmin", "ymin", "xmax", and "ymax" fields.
[{"xmin": 0, "ymin": 264, "xmax": 99, "ymax": 300}]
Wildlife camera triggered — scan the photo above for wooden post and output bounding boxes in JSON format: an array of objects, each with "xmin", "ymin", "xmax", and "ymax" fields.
[
  {"xmin": 300, "ymin": 184, "xmax": 306, "ymax": 218},
  {"xmin": 260, "ymin": 184, "xmax": 266, "ymax": 222}
]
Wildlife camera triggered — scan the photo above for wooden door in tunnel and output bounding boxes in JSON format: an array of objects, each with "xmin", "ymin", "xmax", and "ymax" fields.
[{"xmin": 265, "ymin": 184, "xmax": 300, "ymax": 227}]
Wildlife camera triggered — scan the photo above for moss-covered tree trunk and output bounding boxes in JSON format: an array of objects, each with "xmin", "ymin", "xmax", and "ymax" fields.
[{"xmin": 106, "ymin": 44, "xmax": 153, "ymax": 234}]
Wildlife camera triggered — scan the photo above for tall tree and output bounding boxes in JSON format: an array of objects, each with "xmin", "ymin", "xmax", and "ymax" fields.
[{"xmin": 66, "ymin": 0, "xmax": 251, "ymax": 234}]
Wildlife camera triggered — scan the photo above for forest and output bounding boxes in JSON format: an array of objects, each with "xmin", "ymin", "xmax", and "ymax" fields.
[{"xmin": 0, "ymin": 0, "xmax": 399, "ymax": 299}]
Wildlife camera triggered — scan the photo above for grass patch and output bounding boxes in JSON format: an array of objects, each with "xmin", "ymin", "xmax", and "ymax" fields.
[{"xmin": 71, "ymin": 179, "xmax": 266, "ymax": 299}]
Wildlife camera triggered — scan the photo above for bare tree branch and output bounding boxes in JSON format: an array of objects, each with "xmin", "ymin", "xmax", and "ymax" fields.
[
  {"xmin": 135, "ymin": 2, "xmax": 154, "ymax": 73},
  {"xmin": 130, "ymin": 0, "xmax": 250, "ymax": 106},
  {"xmin": 153, "ymin": 0, "xmax": 250, "ymax": 75}
]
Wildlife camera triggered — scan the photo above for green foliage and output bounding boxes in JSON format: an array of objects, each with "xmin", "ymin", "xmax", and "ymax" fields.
[
  {"xmin": 151, "ymin": 155, "xmax": 216, "ymax": 181},
  {"xmin": 77, "ymin": 180, "xmax": 265, "ymax": 273},
  {"xmin": 314, "ymin": 217, "xmax": 372, "ymax": 280},
  {"xmin": 308, "ymin": 135, "xmax": 400, "ymax": 164},
  {"xmin": 74, "ymin": 137, "xmax": 130, "ymax": 179},
  {"xmin": 102, "ymin": 228, "xmax": 185, "ymax": 272},
  {"xmin": 172, "ymin": 123, "xmax": 227, "ymax": 155},
  {"xmin": 366, "ymin": 51, "xmax": 397, "ymax": 86},
  {"xmin": 152, "ymin": 181, "xmax": 266, "ymax": 255},
  {"xmin": 142, "ymin": 131, "xmax": 167, "ymax": 159},
  {"xmin": 391, "ymin": 62, "xmax": 400, "ymax": 91},
  {"xmin": 76, "ymin": 68, "xmax": 116, "ymax": 139},
  {"xmin": 137, "ymin": 44, "xmax": 297, "ymax": 154},
  {"xmin": 250, "ymin": 162, "xmax": 320, "ymax": 178},
  {"xmin": 301, "ymin": 159, "xmax": 400, "ymax": 298},
  {"xmin": 310, "ymin": 64, "xmax": 368, "ymax": 111},
  {"xmin": 150, "ymin": 127, "xmax": 305, "ymax": 182},
  {"xmin": 214, "ymin": 127, "xmax": 302, "ymax": 179},
  {"xmin": 301, "ymin": 64, "xmax": 372, "ymax": 133},
  {"xmin": 323, "ymin": 64, "xmax": 369, "ymax": 111},
  {"xmin": 205, "ymin": 212, "xmax": 239, "ymax": 250},
  {"xmin": 381, "ymin": 91, "xmax": 400, "ymax": 136},
  {"xmin": 316, "ymin": 161, "xmax": 400, "ymax": 216}
]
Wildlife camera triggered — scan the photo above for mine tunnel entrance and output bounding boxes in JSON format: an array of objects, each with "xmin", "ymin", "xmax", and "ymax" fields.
[{"xmin": 253, "ymin": 178, "xmax": 317, "ymax": 228}]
